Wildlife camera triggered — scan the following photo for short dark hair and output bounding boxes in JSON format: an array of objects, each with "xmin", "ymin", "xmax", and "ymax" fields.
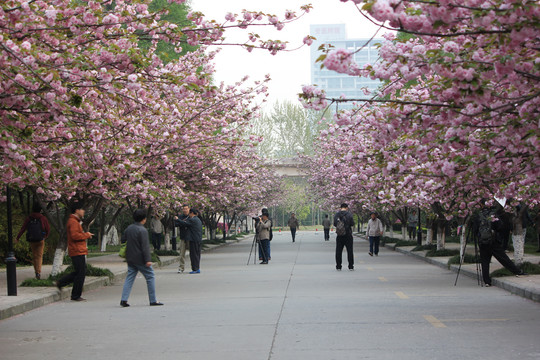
[
  {"xmin": 133, "ymin": 209, "xmax": 147, "ymax": 222},
  {"xmin": 182, "ymin": 204, "xmax": 189, "ymax": 208},
  {"xmin": 340, "ymin": 203, "xmax": 348, "ymax": 209},
  {"xmin": 189, "ymin": 208, "xmax": 198, "ymax": 216},
  {"xmin": 325, "ymin": 214, "xmax": 329, "ymax": 218},
  {"xmin": 70, "ymin": 202, "xmax": 84, "ymax": 214},
  {"xmin": 32, "ymin": 203, "xmax": 42, "ymax": 213}
]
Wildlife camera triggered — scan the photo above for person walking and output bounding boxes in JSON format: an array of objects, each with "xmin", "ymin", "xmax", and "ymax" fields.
[
  {"xmin": 407, "ymin": 210, "xmax": 417, "ymax": 240},
  {"xmin": 366, "ymin": 212, "xmax": 384, "ymax": 257},
  {"xmin": 256, "ymin": 209, "xmax": 272, "ymax": 264},
  {"xmin": 287, "ymin": 213, "xmax": 299, "ymax": 242},
  {"xmin": 120, "ymin": 209, "xmax": 163, "ymax": 307},
  {"xmin": 175, "ymin": 209, "xmax": 203, "ymax": 274},
  {"xmin": 334, "ymin": 203, "xmax": 355, "ymax": 270},
  {"xmin": 150, "ymin": 214, "xmax": 164, "ymax": 250},
  {"xmin": 176, "ymin": 205, "xmax": 190, "ymax": 273},
  {"xmin": 322, "ymin": 214, "xmax": 332, "ymax": 241},
  {"xmin": 474, "ymin": 206, "xmax": 526, "ymax": 287},
  {"xmin": 16, "ymin": 203, "xmax": 50, "ymax": 279},
  {"xmin": 56, "ymin": 202, "xmax": 93, "ymax": 301}
]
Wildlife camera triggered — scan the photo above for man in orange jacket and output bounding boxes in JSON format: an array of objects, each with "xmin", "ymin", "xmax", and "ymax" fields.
[{"xmin": 57, "ymin": 202, "xmax": 93, "ymax": 301}]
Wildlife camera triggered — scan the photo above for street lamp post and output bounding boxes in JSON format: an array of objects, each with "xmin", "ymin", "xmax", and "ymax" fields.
[{"xmin": 5, "ymin": 185, "xmax": 17, "ymax": 296}]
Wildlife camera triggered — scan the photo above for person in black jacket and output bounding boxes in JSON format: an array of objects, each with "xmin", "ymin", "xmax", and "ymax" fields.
[
  {"xmin": 175, "ymin": 209, "xmax": 203, "ymax": 274},
  {"xmin": 333, "ymin": 203, "xmax": 355, "ymax": 271},
  {"xmin": 120, "ymin": 209, "xmax": 163, "ymax": 307},
  {"xmin": 473, "ymin": 206, "xmax": 525, "ymax": 287}
]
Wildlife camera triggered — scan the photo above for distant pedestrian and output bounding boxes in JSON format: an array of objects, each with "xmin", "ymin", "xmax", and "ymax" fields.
[
  {"xmin": 150, "ymin": 214, "xmax": 164, "ymax": 250},
  {"xmin": 322, "ymin": 214, "xmax": 331, "ymax": 241},
  {"xmin": 334, "ymin": 203, "xmax": 355, "ymax": 270},
  {"xmin": 175, "ymin": 209, "xmax": 203, "ymax": 274},
  {"xmin": 16, "ymin": 203, "xmax": 50, "ymax": 280},
  {"xmin": 120, "ymin": 209, "xmax": 163, "ymax": 307},
  {"xmin": 407, "ymin": 210, "xmax": 417, "ymax": 240},
  {"xmin": 287, "ymin": 213, "xmax": 299, "ymax": 242},
  {"xmin": 176, "ymin": 205, "xmax": 190, "ymax": 273},
  {"xmin": 256, "ymin": 209, "xmax": 272, "ymax": 264},
  {"xmin": 366, "ymin": 212, "xmax": 384, "ymax": 256},
  {"xmin": 56, "ymin": 202, "xmax": 93, "ymax": 302},
  {"xmin": 474, "ymin": 206, "xmax": 526, "ymax": 287}
]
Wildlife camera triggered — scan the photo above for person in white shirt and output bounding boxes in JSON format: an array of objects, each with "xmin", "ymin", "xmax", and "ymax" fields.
[{"xmin": 366, "ymin": 212, "xmax": 384, "ymax": 256}]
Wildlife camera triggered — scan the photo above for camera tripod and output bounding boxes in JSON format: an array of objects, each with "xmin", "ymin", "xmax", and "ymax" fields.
[
  {"xmin": 247, "ymin": 233, "xmax": 269, "ymax": 265},
  {"xmin": 454, "ymin": 224, "xmax": 483, "ymax": 286}
]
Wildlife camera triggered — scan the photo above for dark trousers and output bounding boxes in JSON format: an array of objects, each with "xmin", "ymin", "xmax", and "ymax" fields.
[
  {"xmin": 324, "ymin": 228, "xmax": 330, "ymax": 241},
  {"xmin": 479, "ymin": 241, "xmax": 520, "ymax": 285},
  {"xmin": 58, "ymin": 255, "xmax": 86, "ymax": 300},
  {"xmin": 369, "ymin": 236, "xmax": 380, "ymax": 255},
  {"xmin": 259, "ymin": 239, "xmax": 270, "ymax": 263},
  {"xmin": 151, "ymin": 232, "xmax": 162, "ymax": 250},
  {"xmin": 290, "ymin": 227, "xmax": 297, "ymax": 242},
  {"xmin": 336, "ymin": 235, "xmax": 354, "ymax": 269},
  {"xmin": 407, "ymin": 226, "xmax": 417, "ymax": 240},
  {"xmin": 189, "ymin": 241, "xmax": 201, "ymax": 271}
]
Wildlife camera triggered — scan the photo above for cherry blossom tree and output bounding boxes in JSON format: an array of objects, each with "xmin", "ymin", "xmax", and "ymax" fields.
[{"xmin": 302, "ymin": 1, "xmax": 539, "ymax": 254}]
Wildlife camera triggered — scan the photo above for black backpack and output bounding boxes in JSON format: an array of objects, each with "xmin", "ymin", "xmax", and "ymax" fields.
[
  {"xmin": 26, "ymin": 217, "xmax": 44, "ymax": 242},
  {"xmin": 477, "ymin": 211, "xmax": 494, "ymax": 245},
  {"xmin": 336, "ymin": 215, "xmax": 347, "ymax": 236}
]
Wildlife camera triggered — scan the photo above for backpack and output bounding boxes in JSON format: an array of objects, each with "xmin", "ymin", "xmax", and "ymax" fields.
[
  {"xmin": 477, "ymin": 211, "xmax": 494, "ymax": 245},
  {"xmin": 336, "ymin": 215, "xmax": 347, "ymax": 236},
  {"xmin": 26, "ymin": 217, "xmax": 44, "ymax": 242}
]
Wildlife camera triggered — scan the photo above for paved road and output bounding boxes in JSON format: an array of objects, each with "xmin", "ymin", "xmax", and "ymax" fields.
[{"xmin": 1, "ymin": 231, "xmax": 539, "ymax": 360}]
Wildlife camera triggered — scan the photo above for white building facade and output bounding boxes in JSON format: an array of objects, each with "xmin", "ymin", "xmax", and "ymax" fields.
[{"xmin": 310, "ymin": 24, "xmax": 383, "ymax": 109}]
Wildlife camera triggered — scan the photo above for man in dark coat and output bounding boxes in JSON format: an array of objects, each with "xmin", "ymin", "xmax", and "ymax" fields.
[
  {"xmin": 333, "ymin": 203, "xmax": 355, "ymax": 271},
  {"xmin": 120, "ymin": 209, "xmax": 163, "ymax": 307},
  {"xmin": 175, "ymin": 209, "xmax": 203, "ymax": 274}
]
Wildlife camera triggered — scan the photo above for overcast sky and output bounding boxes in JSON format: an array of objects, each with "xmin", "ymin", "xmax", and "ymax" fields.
[{"xmin": 190, "ymin": 0, "xmax": 386, "ymax": 110}]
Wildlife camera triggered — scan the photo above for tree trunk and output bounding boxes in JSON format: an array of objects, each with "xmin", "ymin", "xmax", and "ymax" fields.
[
  {"xmin": 436, "ymin": 220, "xmax": 446, "ymax": 250},
  {"xmin": 459, "ymin": 224, "xmax": 466, "ymax": 259},
  {"xmin": 401, "ymin": 226, "xmax": 407, "ymax": 240},
  {"xmin": 512, "ymin": 204, "xmax": 528, "ymax": 265},
  {"xmin": 426, "ymin": 229, "xmax": 433, "ymax": 245},
  {"xmin": 51, "ymin": 248, "xmax": 66, "ymax": 276}
]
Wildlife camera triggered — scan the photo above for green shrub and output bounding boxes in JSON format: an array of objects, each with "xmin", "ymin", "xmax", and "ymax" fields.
[
  {"xmin": 447, "ymin": 254, "xmax": 480, "ymax": 266},
  {"xmin": 426, "ymin": 249, "xmax": 460, "ymax": 257},
  {"xmin": 21, "ymin": 263, "xmax": 114, "ymax": 287},
  {"xmin": 394, "ymin": 240, "xmax": 419, "ymax": 247},
  {"xmin": 154, "ymin": 249, "xmax": 179, "ymax": 256},
  {"xmin": 491, "ymin": 262, "xmax": 540, "ymax": 278},
  {"xmin": 151, "ymin": 252, "xmax": 161, "ymax": 266},
  {"xmin": 412, "ymin": 244, "xmax": 436, "ymax": 252}
]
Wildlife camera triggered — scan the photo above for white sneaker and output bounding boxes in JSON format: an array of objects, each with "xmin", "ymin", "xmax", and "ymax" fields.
[{"xmin": 177, "ymin": 269, "xmax": 184, "ymax": 273}]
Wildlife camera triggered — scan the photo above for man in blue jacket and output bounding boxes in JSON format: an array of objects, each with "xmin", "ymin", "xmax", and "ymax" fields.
[
  {"xmin": 175, "ymin": 209, "xmax": 203, "ymax": 274},
  {"xmin": 120, "ymin": 209, "xmax": 163, "ymax": 307}
]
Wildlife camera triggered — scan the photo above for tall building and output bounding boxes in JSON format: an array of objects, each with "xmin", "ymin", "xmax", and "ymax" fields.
[{"xmin": 310, "ymin": 24, "xmax": 383, "ymax": 109}]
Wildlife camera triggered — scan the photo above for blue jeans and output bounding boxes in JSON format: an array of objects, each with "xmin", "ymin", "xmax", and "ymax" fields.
[
  {"xmin": 369, "ymin": 236, "xmax": 380, "ymax": 255},
  {"xmin": 121, "ymin": 263, "xmax": 157, "ymax": 304}
]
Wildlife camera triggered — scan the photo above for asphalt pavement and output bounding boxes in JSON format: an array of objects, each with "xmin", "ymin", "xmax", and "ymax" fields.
[{"xmin": 1, "ymin": 231, "xmax": 539, "ymax": 360}]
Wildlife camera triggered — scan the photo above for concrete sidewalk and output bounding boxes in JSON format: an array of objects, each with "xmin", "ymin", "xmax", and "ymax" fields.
[
  {"xmin": 376, "ymin": 237, "xmax": 540, "ymax": 302},
  {"xmin": 0, "ymin": 238, "xmax": 243, "ymax": 320}
]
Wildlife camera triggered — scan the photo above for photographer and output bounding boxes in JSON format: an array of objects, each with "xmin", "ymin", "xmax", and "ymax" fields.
[{"xmin": 256, "ymin": 209, "xmax": 272, "ymax": 264}]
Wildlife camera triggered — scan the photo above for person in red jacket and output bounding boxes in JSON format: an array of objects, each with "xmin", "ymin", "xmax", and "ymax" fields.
[
  {"xmin": 56, "ymin": 202, "xmax": 93, "ymax": 301},
  {"xmin": 16, "ymin": 203, "xmax": 50, "ymax": 279}
]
